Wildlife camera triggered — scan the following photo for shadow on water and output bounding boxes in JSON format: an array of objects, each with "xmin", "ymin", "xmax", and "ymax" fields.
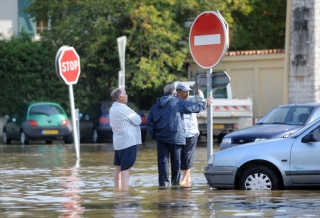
[{"xmin": 1, "ymin": 139, "xmax": 320, "ymax": 217}]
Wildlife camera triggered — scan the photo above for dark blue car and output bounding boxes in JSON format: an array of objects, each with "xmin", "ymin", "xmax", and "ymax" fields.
[
  {"xmin": 79, "ymin": 101, "xmax": 147, "ymax": 143},
  {"xmin": 220, "ymin": 103, "xmax": 320, "ymax": 150}
]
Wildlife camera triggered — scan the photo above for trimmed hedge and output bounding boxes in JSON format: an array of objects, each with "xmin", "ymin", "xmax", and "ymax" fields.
[{"xmin": 0, "ymin": 34, "xmax": 71, "ymax": 116}]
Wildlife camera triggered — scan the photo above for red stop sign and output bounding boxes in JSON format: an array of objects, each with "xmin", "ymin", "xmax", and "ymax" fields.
[{"xmin": 57, "ymin": 47, "xmax": 81, "ymax": 85}]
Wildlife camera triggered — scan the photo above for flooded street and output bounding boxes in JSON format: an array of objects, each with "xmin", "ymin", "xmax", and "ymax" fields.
[{"xmin": 1, "ymin": 138, "xmax": 320, "ymax": 217}]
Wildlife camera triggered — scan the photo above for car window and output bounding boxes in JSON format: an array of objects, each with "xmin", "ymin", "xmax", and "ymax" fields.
[
  {"xmin": 87, "ymin": 103, "xmax": 100, "ymax": 117},
  {"xmin": 290, "ymin": 118, "xmax": 320, "ymax": 138},
  {"xmin": 101, "ymin": 102, "xmax": 112, "ymax": 113},
  {"xmin": 29, "ymin": 105, "xmax": 64, "ymax": 115},
  {"xmin": 308, "ymin": 107, "xmax": 320, "ymax": 123},
  {"xmin": 127, "ymin": 102, "xmax": 140, "ymax": 112},
  {"xmin": 257, "ymin": 106, "xmax": 313, "ymax": 125},
  {"xmin": 14, "ymin": 104, "xmax": 27, "ymax": 117},
  {"xmin": 201, "ymin": 87, "xmax": 227, "ymax": 99}
]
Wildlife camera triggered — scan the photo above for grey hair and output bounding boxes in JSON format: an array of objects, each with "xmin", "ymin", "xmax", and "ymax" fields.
[
  {"xmin": 110, "ymin": 88, "xmax": 122, "ymax": 101},
  {"xmin": 163, "ymin": 84, "xmax": 176, "ymax": 95}
]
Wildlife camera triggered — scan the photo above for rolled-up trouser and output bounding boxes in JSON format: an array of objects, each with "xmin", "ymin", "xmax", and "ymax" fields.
[{"xmin": 156, "ymin": 139, "xmax": 182, "ymax": 186}]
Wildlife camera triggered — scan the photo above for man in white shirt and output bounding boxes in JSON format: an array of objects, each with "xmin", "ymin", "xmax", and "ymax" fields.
[
  {"xmin": 176, "ymin": 82, "xmax": 205, "ymax": 186},
  {"xmin": 109, "ymin": 88, "xmax": 142, "ymax": 189}
]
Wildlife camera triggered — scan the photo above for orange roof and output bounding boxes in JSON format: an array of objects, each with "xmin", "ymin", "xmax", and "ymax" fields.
[{"xmin": 226, "ymin": 49, "xmax": 285, "ymax": 56}]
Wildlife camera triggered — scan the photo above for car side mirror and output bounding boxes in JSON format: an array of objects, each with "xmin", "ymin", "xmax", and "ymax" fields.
[{"xmin": 301, "ymin": 133, "xmax": 316, "ymax": 143}]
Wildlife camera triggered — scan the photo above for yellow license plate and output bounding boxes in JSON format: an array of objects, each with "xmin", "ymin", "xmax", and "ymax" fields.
[
  {"xmin": 43, "ymin": 130, "xmax": 58, "ymax": 134},
  {"xmin": 213, "ymin": 124, "xmax": 224, "ymax": 129}
]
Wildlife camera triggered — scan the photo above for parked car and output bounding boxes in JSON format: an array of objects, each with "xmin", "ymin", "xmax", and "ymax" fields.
[
  {"xmin": 79, "ymin": 101, "xmax": 147, "ymax": 143},
  {"xmin": 204, "ymin": 117, "xmax": 320, "ymax": 190},
  {"xmin": 3, "ymin": 102, "xmax": 73, "ymax": 145},
  {"xmin": 220, "ymin": 103, "xmax": 320, "ymax": 150}
]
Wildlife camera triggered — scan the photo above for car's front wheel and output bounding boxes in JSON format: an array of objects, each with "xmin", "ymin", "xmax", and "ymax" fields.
[
  {"xmin": 20, "ymin": 131, "xmax": 29, "ymax": 145},
  {"xmin": 238, "ymin": 166, "xmax": 280, "ymax": 190},
  {"xmin": 3, "ymin": 130, "xmax": 11, "ymax": 145}
]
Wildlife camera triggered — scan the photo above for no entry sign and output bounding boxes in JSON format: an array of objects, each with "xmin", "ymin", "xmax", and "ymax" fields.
[{"xmin": 189, "ymin": 11, "xmax": 229, "ymax": 69}]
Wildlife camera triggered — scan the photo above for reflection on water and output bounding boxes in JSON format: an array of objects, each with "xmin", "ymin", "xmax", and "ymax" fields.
[{"xmin": 1, "ymin": 140, "xmax": 320, "ymax": 217}]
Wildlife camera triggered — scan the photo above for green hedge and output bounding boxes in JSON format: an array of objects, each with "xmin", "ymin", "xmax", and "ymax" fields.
[{"xmin": 0, "ymin": 34, "xmax": 72, "ymax": 116}]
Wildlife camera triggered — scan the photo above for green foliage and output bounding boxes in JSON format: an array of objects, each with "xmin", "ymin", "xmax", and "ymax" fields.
[
  {"xmin": 0, "ymin": 0, "xmax": 286, "ymax": 113},
  {"xmin": 230, "ymin": 0, "xmax": 286, "ymax": 50},
  {"xmin": 0, "ymin": 33, "xmax": 71, "ymax": 115},
  {"xmin": 24, "ymin": 0, "xmax": 256, "ymax": 108}
]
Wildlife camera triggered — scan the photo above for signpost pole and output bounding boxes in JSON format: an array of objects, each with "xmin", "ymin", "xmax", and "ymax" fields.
[
  {"xmin": 189, "ymin": 11, "xmax": 229, "ymax": 162},
  {"xmin": 117, "ymin": 36, "xmax": 127, "ymax": 88},
  {"xmin": 207, "ymin": 68, "xmax": 213, "ymax": 161},
  {"xmin": 69, "ymin": 85, "xmax": 80, "ymax": 160}
]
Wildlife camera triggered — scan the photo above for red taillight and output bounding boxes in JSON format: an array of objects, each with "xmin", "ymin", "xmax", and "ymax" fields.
[
  {"xmin": 99, "ymin": 117, "xmax": 110, "ymax": 124},
  {"xmin": 141, "ymin": 116, "xmax": 147, "ymax": 124},
  {"xmin": 29, "ymin": 120, "xmax": 38, "ymax": 126},
  {"xmin": 61, "ymin": 119, "xmax": 68, "ymax": 126}
]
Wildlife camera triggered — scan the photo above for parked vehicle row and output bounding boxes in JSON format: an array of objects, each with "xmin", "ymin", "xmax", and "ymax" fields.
[
  {"xmin": 220, "ymin": 103, "xmax": 320, "ymax": 150},
  {"xmin": 2, "ymin": 101, "xmax": 147, "ymax": 145},
  {"xmin": 204, "ymin": 103, "xmax": 320, "ymax": 190},
  {"xmin": 79, "ymin": 101, "xmax": 147, "ymax": 143}
]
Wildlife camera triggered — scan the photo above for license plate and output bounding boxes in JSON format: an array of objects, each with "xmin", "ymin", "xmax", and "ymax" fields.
[
  {"xmin": 213, "ymin": 124, "xmax": 224, "ymax": 129},
  {"xmin": 42, "ymin": 130, "xmax": 58, "ymax": 134}
]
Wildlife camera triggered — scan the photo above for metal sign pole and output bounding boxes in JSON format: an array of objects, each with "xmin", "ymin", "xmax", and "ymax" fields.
[
  {"xmin": 69, "ymin": 85, "xmax": 80, "ymax": 160},
  {"xmin": 117, "ymin": 36, "xmax": 127, "ymax": 88},
  {"xmin": 207, "ymin": 68, "xmax": 213, "ymax": 161}
]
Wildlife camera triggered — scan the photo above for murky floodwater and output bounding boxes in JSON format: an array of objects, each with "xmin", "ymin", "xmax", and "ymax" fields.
[{"xmin": 2, "ymin": 138, "xmax": 320, "ymax": 217}]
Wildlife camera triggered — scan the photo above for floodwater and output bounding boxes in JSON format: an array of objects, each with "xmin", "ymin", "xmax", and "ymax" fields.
[{"xmin": 1, "ymin": 138, "xmax": 320, "ymax": 217}]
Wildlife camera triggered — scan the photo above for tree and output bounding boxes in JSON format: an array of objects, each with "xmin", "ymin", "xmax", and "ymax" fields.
[
  {"xmin": 230, "ymin": 0, "xmax": 286, "ymax": 50},
  {"xmin": 24, "ymin": 0, "xmax": 286, "ymax": 109}
]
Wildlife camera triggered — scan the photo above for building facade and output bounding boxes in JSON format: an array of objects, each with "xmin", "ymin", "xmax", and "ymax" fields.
[{"xmin": 0, "ymin": 0, "xmax": 45, "ymax": 40}]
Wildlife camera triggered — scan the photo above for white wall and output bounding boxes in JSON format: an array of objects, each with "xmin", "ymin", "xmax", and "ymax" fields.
[{"xmin": 0, "ymin": 0, "xmax": 18, "ymax": 39}]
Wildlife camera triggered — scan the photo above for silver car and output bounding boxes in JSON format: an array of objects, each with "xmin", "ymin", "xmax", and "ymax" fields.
[
  {"xmin": 204, "ymin": 118, "xmax": 320, "ymax": 190},
  {"xmin": 220, "ymin": 103, "xmax": 320, "ymax": 150}
]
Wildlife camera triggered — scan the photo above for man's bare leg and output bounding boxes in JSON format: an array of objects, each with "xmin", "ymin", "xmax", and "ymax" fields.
[
  {"xmin": 120, "ymin": 168, "xmax": 130, "ymax": 188},
  {"xmin": 114, "ymin": 166, "xmax": 121, "ymax": 187}
]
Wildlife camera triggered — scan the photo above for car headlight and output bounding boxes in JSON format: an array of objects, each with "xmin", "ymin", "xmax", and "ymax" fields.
[
  {"xmin": 207, "ymin": 155, "xmax": 215, "ymax": 165},
  {"xmin": 221, "ymin": 138, "xmax": 231, "ymax": 144},
  {"xmin": 254, "ymin": 138, "xmax": 267, "ymax": 142}
]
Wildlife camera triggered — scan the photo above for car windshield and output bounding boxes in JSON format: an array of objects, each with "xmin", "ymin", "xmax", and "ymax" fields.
[
  {"xmin": 256, "ymin": 106, "xmax": 314, "ymax": 125},
  {"xmin": 101, "ymin": 102, "xmax": 112, "ymax": 113},
  {"xmin": 29, "ymin": 105, "xmax": 64, "ymax": 115}
]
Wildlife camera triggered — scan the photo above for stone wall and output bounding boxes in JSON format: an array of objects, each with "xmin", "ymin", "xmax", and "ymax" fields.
[{"xmin": 289, "ymin": 0, "xmax": 320, "ymax": 103}]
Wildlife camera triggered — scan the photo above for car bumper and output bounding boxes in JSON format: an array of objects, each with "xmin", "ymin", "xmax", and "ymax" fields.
[
  {"xmin": 204, "ymin": 165, "xmax": 238, "ymax": 189},
  {"xmin": 24, "ymin": 126, "xmax": 72, "ymax": 140}
]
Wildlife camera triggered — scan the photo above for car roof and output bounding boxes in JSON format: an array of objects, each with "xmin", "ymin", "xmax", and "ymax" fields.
[
  {"xmin": 25, "ymin": 101, "xmax": 62, "ymax": 106},
  {"xmin": 277, "ymin": 103, "xmax": 320, "ymax": 107}
]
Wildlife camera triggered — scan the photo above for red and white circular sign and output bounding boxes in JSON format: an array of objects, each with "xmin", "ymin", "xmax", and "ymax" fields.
[
  {"xmin": 189, "ymin": 11, "xmax": 228, "ymax": 69},
  {"xmin": 56, "ymin": 46, "xmax": 81, "ymax": 85}
]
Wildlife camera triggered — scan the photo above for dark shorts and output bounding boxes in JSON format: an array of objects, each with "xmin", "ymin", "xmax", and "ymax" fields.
[{"xmin": 114, "ymin": 145, "xmax": 138, "ymax": 171}]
